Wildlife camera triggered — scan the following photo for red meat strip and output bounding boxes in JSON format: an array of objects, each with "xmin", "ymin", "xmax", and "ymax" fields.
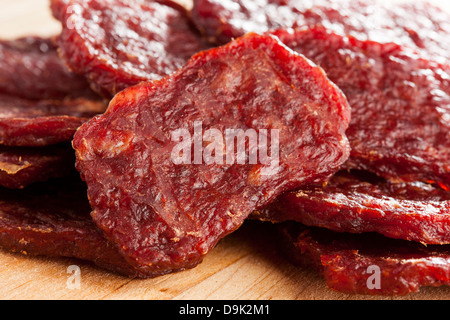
[
  {"xmin": 50, "ymin": 0, "xmax": 70, "ymax": 21},
  {"xmin": 72, "ymin": 33, "xmax": 351, "ymax": 277},
  {"xmin": 0, "ymin": 93, "xmax": 106, "ymax": 147},
  {"xmin": 269, "ymin": 27, "xmax": 450, "ymax": 187},
  {"xmin": 0, "ymin": 144, "xmax": 76, "ymax": 189},
  {"xmin": 0, "ymin": 36, "xmax": 98, "ymax": 101},
  {"xmin": 191, "ymin": 0, "xmax": 450, "ymax": 62},
  {"xmin": 279, "ymin": 222, "xmax": 450, "ymax": 296},
  {"xmin": 0, "ymin": 177, "xmax": 143, "ymax": 277},
  {"xmin": 54, "ymin": 0, "xmax": 210, "ymax": 97},
  {"xmin": 255, "ymin": 170, "xmax": 450, "ymax": 245}
]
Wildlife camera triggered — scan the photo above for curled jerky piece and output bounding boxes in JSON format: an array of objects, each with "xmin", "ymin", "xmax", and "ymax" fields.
[
  {"xmin": 279, "ymin": 223, "xmax": 450, "ymax": 296},
  {"xmin": 0, "ymin": 144, "xmax": 76, "ymax": 189},
  {"xmin": 0, "ymin": 36, "xmax": 98, "ymax": 101},
  {"xmin": 73, "ymin": 33, "xmax": 351, "ymax": 277},
  {"xmin": 55, "ymin": 0, "xmax": 210, "ymax": 97},
  {"xmin": 0, "ymin": 93, "xmax": 106, "ymax": 147},
  {"xmin": 0, "ymin": 177, "xmax": 141, "ymax": 277},
  {"xmin": 271, "ymin": 27, "xmax": 450, "ymax": 187},
  {"xmin": 191, "ymin": 0, "xmax": 450, "ymax": 62},
  {"xmin": 255, "ymin": 171, "xmax": 450, "ymax": 245}
]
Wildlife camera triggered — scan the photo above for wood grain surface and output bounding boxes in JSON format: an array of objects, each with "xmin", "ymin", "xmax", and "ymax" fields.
[{"xmin": 0, "ymin": 0, "xmax": 450, "ymax": 300}]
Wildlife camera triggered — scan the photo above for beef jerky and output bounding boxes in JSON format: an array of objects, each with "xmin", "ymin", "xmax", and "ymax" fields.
[
  {"xmin": 255, "ymin": 170, "xmax": 450, "ymax": 245},
  {"xmin": 50, "ymin": 0, "xmax": 70, "ymax": 21},
  {"xmin": 0, "ymin": 93, "xmax": 106, "ymax": 147},
  {"xmin": 279, "ymin": 222, "xmax": 450, "ymax": 296},
  {"xmin": 191, "ymin": 0, "xmax": 450, "ymax": 62},
  {"xmin": 0, "ymin": 36, "xmax": 98, "ymax": 101},
  {"xmin": 72, "ymin": 33, "xmax": 351, "ymax": 277},
  {"xmin": 54, "ymin": 0, "xmax": 210, "ymax": 97},
  {"xmin": 0, "ymin": 144, "xmax": 76, "ymax": 189},
  {"xmin": 268, "ymin": 27, "xmax": 450, "ymax": 187},
  {"xmin": 0, "ymin": 177, "xmax": 142, "ymax": 277}
]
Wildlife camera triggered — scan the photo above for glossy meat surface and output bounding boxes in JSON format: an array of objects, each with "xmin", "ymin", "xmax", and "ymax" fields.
[
  {"xmin": 73, "ymin": 33, "xmax": 351, "ymax": 277},
  {"xmin": 279, "ymin": 223, "xmax": 450, "ymax": 296},
  {"xmin": 55, "ymin": 0, "xmax": 210, "ymax": 97},
  {"xmin": 0, "ymin": 36, "xmax": 98, "ymax": 100},
  {"xmin": 256, "ymin": 171, "xmax": 450, "ymax": 244},
  {"xmin": 0, "ymin": 177, "xmax": 142, "ymax": 277},
  {"xmin": 191, "ymin": 0, "xmax": 450, "ymax": 62},
  {"xmin": 272, "ymin": 27, "xmax": 450, "ymax": 187},
  {"xmin": 0, "ymin": 93, "xmax": 106, "ymax": 147},
  {"xmin": 0, "ymin": 144, "xmax": 76, "ymax": 189}
]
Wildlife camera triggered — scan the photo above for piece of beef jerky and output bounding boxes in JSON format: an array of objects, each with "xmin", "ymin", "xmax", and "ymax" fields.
[
  {"xmin": 191, "ymin": 0, "xmax": 450, "ymax": 62},
  {"xmin": 0, "ymin": 36, "xmax": 98, "ymax": 101},
  {"xmin": 279, "ymin": 222, "xmax": 450, "ymax": 296},
  {"xmin": 0, "ymin": 36, "xmax": 106, "ymax": 147},
  {"xmin": 54, "ymin": 0, "xmax": 210, "ymax": 97},
  {"xmin": 50, "ymin": 0, "xmax": 70, "ymax": 21},
  {"xmin": 0, "ymin": 144, "xmax": 76, "ymax": 189},
  {"xmin": 0, "ymin": 177, "xmax": 142, "ymax": 277},
  {"xmin": 72, "ymin": 33, "xmax": 351, "ymax": 277},
  {"xmin": 0, "ymin": 93, "xmax": 106, "ymax": 147},
  {"xmin": 269, "ymin": 27, "xmax": 450, "ymax": 187},
  {"xmin": 255, "ymin": 170, "xmax": 450, "ymax": 245}
]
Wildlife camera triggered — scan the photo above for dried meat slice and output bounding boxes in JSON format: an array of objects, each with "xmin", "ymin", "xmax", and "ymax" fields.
[
  {"xmin": 279, "ymin": 222, "xmax": 450, "ymax": 296},
  {"xmin": 0, "ymin": 93, "xmax": 106, "ymax": 147},
  {"xmin": 0, "ymin": 177, "xmax": 142, "ymax": 277},
  {"xmin": 255, "ymin": 170, "xmax": 450, "ymax": 245},
  {"xmin": 50, "ymin": 0, "xmax": 70, "ymax": 21},
  {"xmin": 0, "ymin": 36, "xmax": 98, "ymax": 101},
  {"xmin": 0, "ymin": 36, "xmax": 106, "ymax": 147},
  {"xmin": 73, "ymin": 33, "xmax": 351, "ymax": 277},
  {"xmin": 270, "ymin": 27, "xmax": 450, "ymax": 187},
  {"xmin": 54, "ymin": 0, "xmax": 210, "ymax": 97},
  {"xmin": 191, "ymin": 0, "xmax": 450, "ymax": 62},
  {"xmin": 192, "ymin": 0, "xmax": 330, "ymax": 44},
  {"xmin": 0, "ymin": 144, "xmax": 76, "ymax": 189}
]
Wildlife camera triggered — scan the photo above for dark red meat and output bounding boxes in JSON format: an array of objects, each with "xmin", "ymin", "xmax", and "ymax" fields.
[
  {"xmin": 270, "ymin": 27, "xmax": 450, "ymax": 187},
  {"xmin": 0, "ymin": 93, "xmax": 106, "ymax": 147},
  {"xmin": 73, "ymin": 33, "xmax": 351, "ymax": 277},
  {"xmin": 0, "ymin": 177, "xmax": 142, "ymax": 277},
  {"xmin": 54, "ymin": 0, "xmax": 210, "ymax": 97},
  {"xmin": 0, "ymin": 36, "xmax": 106, "ymax": 147},
  {"xmin": 0, "ymin": 144, "xmax": 75, "ymax": 189},
  {"xmin": 0, "ymin": 36, "xmax": 98, "ymax": 101},
  {"xmin": 279, "ymin": 222, "xmax": 450, "ymax": 296},
  {"xmin": 191, "ymin": 0, "xmax": 450, "ymax": 62},
  {"xmin": 255, "ymin": 170, "xmax": 450, "ymax": 245}
]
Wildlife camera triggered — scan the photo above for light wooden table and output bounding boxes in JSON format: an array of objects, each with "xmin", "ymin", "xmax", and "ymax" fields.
[{"xmin": 0, "ymin": 0, "xmax": 449, "ymax": 300}]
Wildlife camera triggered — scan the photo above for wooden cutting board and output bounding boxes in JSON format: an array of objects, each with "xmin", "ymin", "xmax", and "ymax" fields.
[{"xmin": 1, "ymin": 0, "xmax": 450, "ymax": 300}]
